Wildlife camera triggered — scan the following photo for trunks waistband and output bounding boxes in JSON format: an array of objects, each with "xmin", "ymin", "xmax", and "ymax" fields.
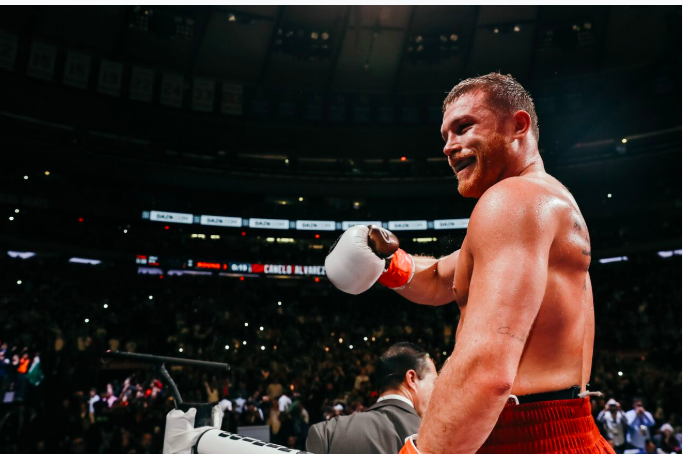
[{"xmin": 509, "ymin": 385, "xmax": 582, "ymax": 405}]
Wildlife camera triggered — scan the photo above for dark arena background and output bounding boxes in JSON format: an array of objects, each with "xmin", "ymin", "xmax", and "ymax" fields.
[{"xmin": 0, "ymin": 4, "xmax": 681, "ymax": 454}]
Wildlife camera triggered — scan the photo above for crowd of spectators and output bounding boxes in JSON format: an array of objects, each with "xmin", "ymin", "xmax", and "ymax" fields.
[{"xmin": 0, "ymin": 252, "xmax": 680, "ymax": 454}]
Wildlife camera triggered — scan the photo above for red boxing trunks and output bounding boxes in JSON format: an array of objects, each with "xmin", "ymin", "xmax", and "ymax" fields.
[{"xmin": 400, "ymin": 397, "xmax": 615, "ymax": 454}]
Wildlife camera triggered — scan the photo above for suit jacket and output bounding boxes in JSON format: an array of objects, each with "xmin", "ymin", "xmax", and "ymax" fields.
[{"xmin": 306, "ymin": 399, "xmax": 421, "ymax": 454}]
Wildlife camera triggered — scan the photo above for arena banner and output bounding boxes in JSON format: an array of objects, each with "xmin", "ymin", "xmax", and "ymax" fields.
[
  {"xmin": 129, "ymin": 66, "xmax": 154, "ymax": 102},
  {"xmin": 192, "ymin": 78, "xmax": 215, "ymax": 112},
  {"xmin": 63, "ymin": 51, "xmax": 91, "ymax": 89},
  {"xmin": 378, "ymin": 95, "xmax": 395, "ymax": 124},
  {"xmin": 248, "ymin": 218, "xmax": 289, "ymax": 230},
  {"xmin": 221, "ymin": 82, "xmax": 243, "ymax": 115},
  {"xmin": 143, "ymin": 209, "xmax": 469, "ymax": 231},
  {"xmin": 26, "ymin": 41, "xmax": 57, "ymax": 80},
  {"xmin": 0, "ymin": 32, "xmax": 18, "ymax": 71},
  {"xmin": 305, "ymin": 92, "xmax": 324, "ymax": 122},
  {"xmin": 388, "ymin": 220, "xmax": 429, "ymax": 231},
  {"xmin": 295, "ymin": 220, "xmax": 335, "ymax": 231},
  {"xmin": 200, "ymin": 215, "xmax": 242, "ymax": 228},
  {"xmin": 277, "ymin": 90, "xmax": 298, "ymax": 119},
  {"xmin": 160, "ymin": 73, "xmax": 184, "ymax": 108},
  {"xmin": 329, "ymin": 93, "xmax": 347, "ymax": 123},
  {"xmin": 352, "ymin": 94, "xmax": 372, "ymax": 123},
  {"xmin": 433, "ymin": 218, "xmax": 469, "ymax": 230},
  {"xmin": 225, "ymin": 262, "xmax": 326, "ymax": 276},
  {"xmin": 341, "ymin": 221, "xmax": 382, "ymax": 230},
  {"xmin": 149, "ymin": 210, "xmax": 194, "ymax": 224},
  {"xmin": 97, "ymin": 60, "xmax": 123, "ymax": 97},
  {"xmin": 251, "ymin": 263, "xmax": 326, "ymax": 276}
]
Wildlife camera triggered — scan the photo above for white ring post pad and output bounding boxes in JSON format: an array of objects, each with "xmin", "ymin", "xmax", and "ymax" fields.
[{"xmin": 196, "ymin": 429, "xmax": 315, "ymax": 454}]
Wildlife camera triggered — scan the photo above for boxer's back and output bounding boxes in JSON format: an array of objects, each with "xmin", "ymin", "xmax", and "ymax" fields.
[{"xmin": 454, "ymin": 172, "xmax": 593, "ymax": 396}]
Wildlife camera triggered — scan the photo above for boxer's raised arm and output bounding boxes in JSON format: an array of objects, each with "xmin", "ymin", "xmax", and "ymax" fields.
[
  {"xmin": 394, "ymin": 251, "xmax": 459, "ymax": 306},
  {"xmin": 325, "ymin": 225, "xmax": 458, "ymax": 305},
  {"xmin": 417, "ymin": 179, "xmax": 554, "ymax": 454}
]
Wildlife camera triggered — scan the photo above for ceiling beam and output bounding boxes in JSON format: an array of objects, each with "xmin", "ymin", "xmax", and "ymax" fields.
[
  {"xmin": 391, "ymin": 5, "xmax": 415, "ymax": 92},
  {"xmin": 462, "ymin": 5, "xmax": 482, "ymax": 77},
  {"xmin": 326, "ymin": 5, "xmax": 353, "ymax": 90},
  {"xmin": 186, "ymin": 6, "xmax": 214, "ymax": 76},
  {"xmin": 111, "ymin": 5, "xmax": 134, "ymax": 59},
  {"xmin": 258, "ymin": 5, "xmax": 286, "ymax": 85},
  {"xmin": 526, "ymin": 6, "xmax": 542, "ymax": 85}
]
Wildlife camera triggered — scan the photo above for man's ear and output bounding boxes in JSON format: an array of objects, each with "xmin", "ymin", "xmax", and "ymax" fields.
[
  {"xmin": 405, "ymin": 370, "xmax": 418, "ymax": 390},
  {"xmin": 512, "ymin": 110, "xmax": 531, "ymax": 139}
]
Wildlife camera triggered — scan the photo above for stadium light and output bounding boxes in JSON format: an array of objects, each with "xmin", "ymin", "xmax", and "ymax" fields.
[
  {"xmin": 14, "ymin": 209, "xmax": 19, "ymax": 213},
  {"xmin": 8, "ymin": 251, "xmax": 35, "ymax": 259},
  {"xmin": 598, "ymin": 256, "xmax": 628, "ymax": 264},
  {"xmin": 69, "ymin": 258, "xmax": 101, "ymax": 265}
]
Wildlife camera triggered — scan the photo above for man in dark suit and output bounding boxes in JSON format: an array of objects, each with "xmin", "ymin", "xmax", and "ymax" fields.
[{"xmin": 306, "ymin": 343, "xmax": 438, "ymax": 454}]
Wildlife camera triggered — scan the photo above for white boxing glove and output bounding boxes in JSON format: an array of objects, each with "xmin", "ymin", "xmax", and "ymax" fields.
[{"xmin": 325, "ymin": 225, "xmax": 385, "ymax": 295}]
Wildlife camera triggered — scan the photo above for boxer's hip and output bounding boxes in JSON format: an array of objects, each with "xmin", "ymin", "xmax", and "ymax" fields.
[{"xmin": 477, "ymin": 397, "xmax": 615, "ymax": 454}]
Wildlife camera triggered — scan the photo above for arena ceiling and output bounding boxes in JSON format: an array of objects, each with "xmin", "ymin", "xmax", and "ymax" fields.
[{"xmin": 0, "ymin": 5, "xmax": 678, "ymax": 92}]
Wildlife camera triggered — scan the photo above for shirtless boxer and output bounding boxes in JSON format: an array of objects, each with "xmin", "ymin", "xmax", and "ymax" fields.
[{"xmin": 325, "ymin": 73, "xmax": 614, "ymax": 454}]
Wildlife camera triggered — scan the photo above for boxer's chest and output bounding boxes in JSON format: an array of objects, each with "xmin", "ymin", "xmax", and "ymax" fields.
[{"xmin": 452, "ymin": 236, "xmax": 473, "ymax": 308}]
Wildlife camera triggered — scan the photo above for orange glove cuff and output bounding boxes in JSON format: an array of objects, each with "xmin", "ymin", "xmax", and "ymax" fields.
[
  {"xmin": 399, "ymin": 435, "xmax": 422, "ymax": 454},
  {"xmin": 377, "ymin": 248, "xmax": 414, "ymax": 289}
]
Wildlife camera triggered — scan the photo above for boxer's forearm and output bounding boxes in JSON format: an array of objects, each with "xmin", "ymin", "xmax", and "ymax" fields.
[
  {"xmin": 417, "ymin": 348, "xmax": 512, "ymax": 454},
  {"xmin": 395, "ymin": 252, "xmax": 459, "ymax": 306}
]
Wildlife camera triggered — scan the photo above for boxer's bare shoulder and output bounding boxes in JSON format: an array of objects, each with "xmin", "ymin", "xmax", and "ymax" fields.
[
  {"xmin": 454, "ymin": 175, "xmax": 557, "ymax": 303},
  {"xmin": 465, "ymin": 173, "xmax": 588, "ymax": 262}
]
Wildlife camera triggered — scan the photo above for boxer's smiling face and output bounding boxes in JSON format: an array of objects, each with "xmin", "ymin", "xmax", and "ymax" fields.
[{"xmin": 441, "ymin": 91, "xmax": 513, "ymax": 198}]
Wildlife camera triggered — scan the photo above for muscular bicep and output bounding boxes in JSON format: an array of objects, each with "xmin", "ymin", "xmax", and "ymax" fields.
[{"xmin": 395, "ymin": 249, "xmax": 459, "ymax": 306}]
